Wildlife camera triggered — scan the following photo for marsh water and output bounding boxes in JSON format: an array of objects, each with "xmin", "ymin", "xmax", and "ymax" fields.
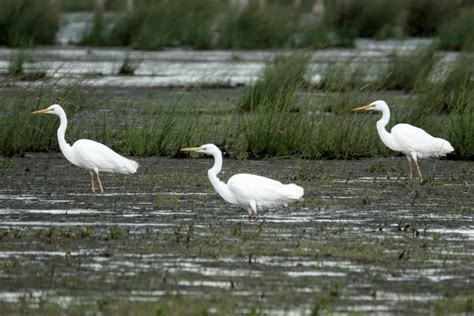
[
  {"xmin": 0, "ymin": 12, "xmax": 473, "ymax": 315},
  {"xmin": 0, "ymin": 153, "xmax": 472, "ymax": 314}
]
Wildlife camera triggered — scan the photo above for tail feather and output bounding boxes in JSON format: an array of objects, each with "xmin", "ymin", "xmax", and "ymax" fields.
[
  {"xmin": 116, "ymin": 157, "xmax": 139, "ymax": 174},
  {"xmin": 285, "ymin": 183, "xmax": 304, "ymax": 200},
  {"xmin": 434, "ymin": 138, "xmax": 454, "ymax": 156}
]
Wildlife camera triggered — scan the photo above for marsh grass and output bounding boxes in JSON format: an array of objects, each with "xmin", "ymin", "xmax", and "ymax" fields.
[
  {"xmin": 85, "ymin": 0, "xmax": 220, "ymax": 49},
  {"xmin": 7, "ymin": 50, "xmax": 25, "ymax": 76},
  {"xmin": 404, "ymin": 0, "xmax": 456, "ymax": 37},
  {"xmin": 377, "ymin": 47, "xmax": 436, "ymax": 92},
  {"xmin": 240, "ymin": 54, "xmax": 309, "ymax": 111},
  {"xmin": 413, "ymin": 55, "xmax": 473, "ymax": 114},
  {"xmin": 61, "ymin": 0, "xmax": 124, "ymax": 12},
  {"xmin": 118, "ymin": 54, "xmax": 140, "ymax": 76},
  {"xmin": 0, "ymin": 100, "xmax": 58, "ymax": 156},
  {"xmin": 216, "ymin": 3, "xmax": 295, "ymax": 49},
  {"xmin": 1, "ymin": 50, "xmax": 472, "ymax": 160},
  {"xmin": 0, "ymin": 0, "xmax": 59, "ymax": 47},
  {"xmin": 324, "ymin": 0, "xmax": 404, "ymax": 43},
  {"xmin": 438, "ymin": 8, "xmax": 474, "ymax": 51},
  {"xmin": 317, "ymin": 60, "xmax": 371, "ymax": 92},
  {"xmin": 7, "ymin": 50, "xmax": 47, "ymax": 81},
  {"xmin": 237, "ymin": 92, "xmax": 386, "ymax": 159}
]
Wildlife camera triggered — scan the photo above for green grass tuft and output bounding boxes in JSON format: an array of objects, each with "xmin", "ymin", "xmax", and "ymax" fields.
[
  {"xmin": 216, "ymin": 3, "xmax": 295, "ymax": 49},
  {"xmin": 240, "ymin": 54, "xmax": 309, "ymax": 112},
  {"xmin": 438, "ymin": 8, "xmax": 474, "ymax": 51},
  {"xmin": 0, "ymin": 0, "xmax": 59, "ymax": 47}
]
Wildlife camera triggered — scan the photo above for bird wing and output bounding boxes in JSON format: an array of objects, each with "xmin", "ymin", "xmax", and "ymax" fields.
[
  {"xmin": 227, "ymin": 173, "xmax": 303, "ymax": 209},
  {"xmin": 72, "ymin": 139, "xmax": 138, "ymax": 174},
  {"xmin": 391, "ymin": 124, "xmax": 453, "ymax": 158}
]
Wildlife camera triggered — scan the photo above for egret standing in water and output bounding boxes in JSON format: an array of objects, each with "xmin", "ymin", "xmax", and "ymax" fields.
[
  {"xmin": 33, "ymin": 104, "xmax": 138, "ymax": 192},
  {"xmin": 353, "ymin": 100, "xmax": 454, "ymax": 182},
  {"xmin": 180, "ymin": 144, "xmax": 304, "ymax": 218}
]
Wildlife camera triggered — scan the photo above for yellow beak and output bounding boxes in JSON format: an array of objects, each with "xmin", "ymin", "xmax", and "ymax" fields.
[
  {"xmin": 353, "ymin": 104, "xmax": 372, "ymax": 111},
  {"xmin": 32, "ymin": 108, "xmax": 51, "ymax": 115},
  {"xmin": 180, "ymin": 146, "xmax": 202, "ymax": 152}
]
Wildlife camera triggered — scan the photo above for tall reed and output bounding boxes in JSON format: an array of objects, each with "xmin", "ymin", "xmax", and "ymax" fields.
[{"xmin": 0, "ymin": 0, "xmax": 58, "ymax": 47}]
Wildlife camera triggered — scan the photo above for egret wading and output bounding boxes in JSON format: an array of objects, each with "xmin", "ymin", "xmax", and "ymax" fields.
[
  {"xmin": 33, "ymin": 104, "xmax": 138, "ymax": 192},
  {"xmin": 180, "ymin": 144, "xmax": 304, "ymax": 218},
  {"xmin": 353, "ymin": 100, "xmax": 454, "ymax": 182}
]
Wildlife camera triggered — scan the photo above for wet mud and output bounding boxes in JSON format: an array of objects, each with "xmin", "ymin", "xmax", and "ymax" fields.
[{"xmin": 0, "ymin": 154, "xmax": 472, "ymax": 314}]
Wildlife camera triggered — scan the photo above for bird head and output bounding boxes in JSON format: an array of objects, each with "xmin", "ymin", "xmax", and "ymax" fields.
[
  {"xmin": 32, "ymin": 104, "xmax": 63, "ymax": 116},
  {"xmin": 180, "ymin": 144, "xmax": 219, "ymax": 156},
  {"xmin": 353, "ymin": 100, "xmax": 388, "ymax": 112}
]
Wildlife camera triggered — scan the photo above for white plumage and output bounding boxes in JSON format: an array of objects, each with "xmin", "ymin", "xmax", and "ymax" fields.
[
  {"xmin": 354, "ymin": 100, "xmax": 454, "ymax": 182},
  {"xmin": 181, "ymin": 144, "xmax": 304, "ymax": 218},
  {"xmin": 73, "ymin": 140, "xmax": 138, "ymax": 174},
  {"xmin": 33, "ymin": 104, "xmax": 138, "ymax": 192}
]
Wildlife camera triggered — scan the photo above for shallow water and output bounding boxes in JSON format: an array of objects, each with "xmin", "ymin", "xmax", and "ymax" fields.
[
  {"xmin": 0, "ymin": 154, "xmax": 472, "ymax": 314},
  {"xmin": 0, "ymin": 14, "xmax": 449, "ymax": 90}
]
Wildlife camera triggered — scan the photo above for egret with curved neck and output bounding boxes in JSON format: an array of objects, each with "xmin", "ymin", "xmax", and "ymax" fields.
[
  {"xmin": 33, "ymin": 104, "xmax": 138, "ymax": 192},
  {"xmin": 354, "ymin": 100, "xmax": 454, "ymax": 182},
  {"xmin": 181, "ymin": 144, "xmax": 304, "ymax": 218}
]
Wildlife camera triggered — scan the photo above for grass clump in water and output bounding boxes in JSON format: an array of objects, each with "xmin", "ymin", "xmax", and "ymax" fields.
[
  {"xmin": 0, "ymin": 0, "xmax": 59, "ymax": 47},
  {"xmin": 117, "ymin": 54, "xmax": 140, "ymax": 76},
  {"xmin": 404, "ymin": 0, "xmax": 456, "ymax": 37},
  {"xmin": 324, "ymin": 0, "xmax": 404, "ymax": 44},
  {"xmin": 83, "ymin": 0, "xmax": 220, "ymax": 49},
  {"xmin": 240, "ymin": 54, "xmax": 309, "ymax": 112},
  {"xmin": 7, "ymin": 50, "xmax": 47, "ymax": 81},
  {"xmin": 378, "ymin": 47, "xmax": 436, "ymax": 92},
  {"xmin": 0, "ymin": 100, "xmax": 58, "ymax": 157},
  {"xmin": 438, "ymin": 8, "xmax": 474, "ymax": 51},
  {"xmin": 216, "ymin": 3, "xmax": 295, "ymax": 49}
]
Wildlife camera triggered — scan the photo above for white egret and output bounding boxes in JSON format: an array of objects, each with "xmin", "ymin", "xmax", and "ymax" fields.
[
  {"xmin": 180, "ymin": 144, "xmax": 304, "ymax": 218},
  {"xmin": 353, "ymin": 100, "xmax": 454, "ymax": 182},
  {"xmin": 33, "ymin": 104, "xmax": 138, "ymax": 192}
]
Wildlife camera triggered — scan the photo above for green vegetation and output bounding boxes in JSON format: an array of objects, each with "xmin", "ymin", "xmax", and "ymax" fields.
[
  {"xmin": 0, "ymin": 0, "xmax": 473, "ymax": 50},
  {"xmin": 7, "ymin": 50, "xmax": 48, "ymax": 81},
  {"xmin": 377, "ymin": 47, "xmax": 436, "ymax": 92},
  {"xmin": 324, "ymin": 0, "xmax": 404, "ymax": 41},
  {"xmin": 404, "ymin": 0, "xmax": 456, "ymax": 37},
  {"xmin": 0, "ymin": 0, "xmax": 59, "ymax": 47},
  {"xmin": 240, "ymin": 54, "xmax": 309, "ymax": 111},
  {"xmin": 61, "ymin": 0, "xmax": 125, "ymax": 12},
  {"xmin": 217, "ymin": 4, "xmax": 295, "ymax": 49},
  {"xmin": 1, "ymin": 44, "xmax": 472, "ymax": 160},
  {"xmin": 82, "ymin": 0, "xmax": 221, "ymax": 49},
  {"xmin": 75, "ymin": 0, "xmax": 473, "ymax": 51},
  {"xmin": 438, "ymin": 8, "xmax": 474, "ymax": 51}
]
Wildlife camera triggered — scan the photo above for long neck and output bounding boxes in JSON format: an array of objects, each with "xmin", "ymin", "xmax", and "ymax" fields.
[
  {"xmin": 375, "ymin": 106, "xmax": 397, "ymax": 150},
  {"xmin": 207, "ymin": 151, "xmax": 238, "ymax": 204},
  {"xmin": 56, "ymin": 110, "xmax": 76, "ymax": 165}
]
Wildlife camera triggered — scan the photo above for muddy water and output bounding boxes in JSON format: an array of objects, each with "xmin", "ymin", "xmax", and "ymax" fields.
[{"xmin": 0, "ymin": 154, "xmax": 472, "ymax": 314}]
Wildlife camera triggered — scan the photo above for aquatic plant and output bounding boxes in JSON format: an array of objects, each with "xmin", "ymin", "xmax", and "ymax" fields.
[
  {"xmin": 404, "ymin": 0, "xmax": 456, "ymax": 37},
  {"xmin": 323, "ymin": 0, "xmax": 404, "ymax": 43},
  {"xmin": 240, "ymin": 53, "xmax": 309, "ymax": 111},
  {"xmin": 0, "ymin": 0, "xmax": 59, "ymax": 47},
  {"xmin": 216, "ymin": 3, "xmax": 294, "ymax": 49},
  {"xmin": 85, "ymin": 0, "xmax": 220, "ymax": 49},
  {"xmin": 438, "ymin": 8, "xmax": 474, "ymax": 51},
  {"xmin": 118, "ymin": 54, "xmax": 140, "ymax": 76},
  {"xmin": 377, "ymin": 47, "xmax": 436, "ymax": 92}
]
